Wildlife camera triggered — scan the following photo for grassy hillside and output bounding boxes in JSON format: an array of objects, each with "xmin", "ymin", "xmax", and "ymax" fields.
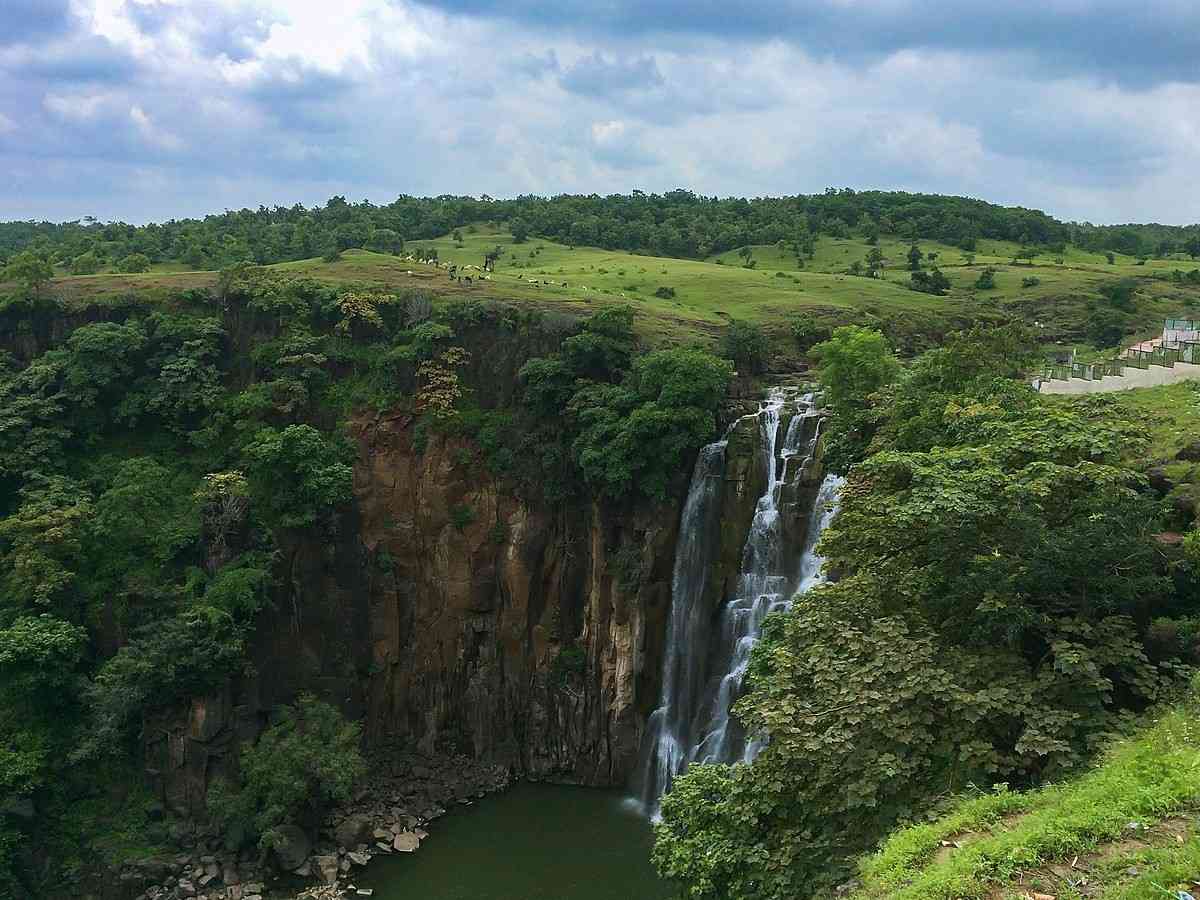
[
  {"xmin": 848, "ymin": 683, "xmax": 1200, "ymax": 900},
  {"xmin": 15, "ymin": 225, "xmax": 1200, "ymax": 352},
  {"xmin": 848, "ymin": 383, "xmax": 1200, "ymax": 900}
]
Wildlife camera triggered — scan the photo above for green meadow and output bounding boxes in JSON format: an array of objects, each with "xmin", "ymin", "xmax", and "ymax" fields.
[{"xmin": 32, "ymin": 224, "xmax": 1200, "ymax": 351}]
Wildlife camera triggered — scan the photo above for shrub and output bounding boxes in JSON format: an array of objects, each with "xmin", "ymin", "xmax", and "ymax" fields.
[
  {"xmin": 551, "ymin": 646, "xmax": 587, "ymax": 686},
  {"xmin": 654, "ymin": 286, "xmax": 676, "ymax": 299},
  {"xmin": 974, "ymin": 267, "xmax": 997, "ymax": 290},
  {"xmin": 449, "ymin": 503, "xmax": 476, "ymax": 532},
  {"xmin": 209, "ymin": 694, "xmax": 365, "ymax": 850},
  {"xmin": 116, "ymin": 253, "xmax": 151, "ymax": 274},
  {"xmin": 1021, "ymin": 275, "xmax": 1041, "ymax": 288},
  {"xmin": 792, "ymin": 319, "xmax": 833, "ymax": 353},
  {"xmin": 909, "ymin": 268, "xmax": 951, "ymax": 295},
  {"xmin": 1099, "ymin": 278, "xmax": 1138, "ymax": 311},
  {"xmin": 718, "ymin": 320, "xmax": 770, "ymax": 374},
  {"xmin": 70, "ymin": 252, "xmax": 102, "ymax": 275}
]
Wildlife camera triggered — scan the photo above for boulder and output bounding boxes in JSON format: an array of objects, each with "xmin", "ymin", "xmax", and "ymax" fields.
[
  {"xmin": 314, "ymin": 854, "xmax": 340, "ymax": 885},
  {"xmin": 392, "ymin": 832, "xmax": 419, "ymax": 852},
  {"xmin": 272, "ymin": 824, "xmax": 311, "ymax": 871},
  {"xmin": 334, "ymin": 814, "xmax": 373, "ymax": 849},
  {"xmin": 1176, "ymin": 441, "xmax": 1200, "ymax": 462}
]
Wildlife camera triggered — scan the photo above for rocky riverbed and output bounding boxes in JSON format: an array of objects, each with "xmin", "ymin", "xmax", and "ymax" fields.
[{"xmin": 117, "ymin": 750, "xmax": 511, "ymax": 900}]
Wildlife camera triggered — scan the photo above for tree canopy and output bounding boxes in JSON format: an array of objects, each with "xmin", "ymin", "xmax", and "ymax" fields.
[{"xmin": 654, "ymin": 326, "xmax": 1196, "ymax": 900}]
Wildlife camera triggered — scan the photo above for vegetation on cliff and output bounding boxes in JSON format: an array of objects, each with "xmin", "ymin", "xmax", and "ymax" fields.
[
  {"xmin": 654, "ymin": 326, "xmax": 1200, "ymax": 899},
  {"xmin": 0, "ymin": 265, "xmax": 730, "ymax": 896}
]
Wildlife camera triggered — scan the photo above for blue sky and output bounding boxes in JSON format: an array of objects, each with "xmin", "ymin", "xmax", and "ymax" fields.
[{"xmin": 1, "ymin": 0, "xmax": 1197, "ymax": 225}]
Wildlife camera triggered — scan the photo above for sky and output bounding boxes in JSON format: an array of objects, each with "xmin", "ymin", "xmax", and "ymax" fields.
[{"xmin": 1, "ymin": 0, "xmax": 1198, "ymax": 226}]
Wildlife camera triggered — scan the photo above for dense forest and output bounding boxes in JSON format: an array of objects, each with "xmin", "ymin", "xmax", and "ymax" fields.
[{"xmin": 2, "ymin": 190, "xmax": 1198, "ymax": 274}]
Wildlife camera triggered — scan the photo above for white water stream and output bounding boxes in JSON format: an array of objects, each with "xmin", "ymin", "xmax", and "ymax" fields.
[{"xmin": 636, "ymin": 388, "xmax": 843, "ymax": 814}]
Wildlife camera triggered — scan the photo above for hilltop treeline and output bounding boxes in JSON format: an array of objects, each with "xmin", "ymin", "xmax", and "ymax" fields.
[{"xmin": 3, "ymin": 190, "xmax": 1197, "ymax": 273}]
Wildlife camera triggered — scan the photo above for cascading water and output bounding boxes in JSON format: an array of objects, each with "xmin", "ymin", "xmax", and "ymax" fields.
[{"xmin": 636, "ymin": 387, "xmax": 843, "ymax": 815}]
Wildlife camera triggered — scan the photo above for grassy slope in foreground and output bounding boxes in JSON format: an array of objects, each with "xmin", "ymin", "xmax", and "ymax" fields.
[{"xmin": 850, "ymin": 682, "xmax": 1200, "ymax": 900}]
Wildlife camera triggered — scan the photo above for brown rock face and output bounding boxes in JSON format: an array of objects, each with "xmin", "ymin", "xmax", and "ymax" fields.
[
  {"xmin": 146, "ymin": 408, "xmax": 681, "ymax": 811},
  {"xmin": 352, "ymin": 411, "xmax": 678, "ymax": 784}
]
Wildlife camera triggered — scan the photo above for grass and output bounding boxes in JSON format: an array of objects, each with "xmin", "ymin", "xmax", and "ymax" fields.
[
  {"xmin": 850, "ymin": 682, "xmax": 1200, "ymax": 900},
  {"xmin": 1049, "ymin": 383, "xmax": 1200, "ymax": 529},
  {"xmin": 18, "ymin": 225, "xmax": 1200, "ymax": 350}
]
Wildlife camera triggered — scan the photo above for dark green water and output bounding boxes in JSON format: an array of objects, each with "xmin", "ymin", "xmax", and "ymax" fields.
[{"xmin": 356, "ymin": 784, "xmax": 674, "ymax": 899}]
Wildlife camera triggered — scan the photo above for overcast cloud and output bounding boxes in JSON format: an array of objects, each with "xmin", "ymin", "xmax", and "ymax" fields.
[{"xmin": 0, "ymin": 0, "xmax": 1197, "ymax": 224}]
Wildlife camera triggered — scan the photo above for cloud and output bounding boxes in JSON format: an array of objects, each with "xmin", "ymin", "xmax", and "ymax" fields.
[
  {"xmin": 414, "ymin": 0, "xmax": 1200, "ymax": 86},
  {"xmin": 560, "ymin": 52, "xmax": 663, "ymax": 96},
  {"xmin": 0, "ymin": 0, "xmax": 1196, "ymax": 225}
]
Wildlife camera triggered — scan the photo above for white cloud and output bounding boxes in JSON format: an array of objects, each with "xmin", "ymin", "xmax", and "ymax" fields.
[
  {"xmin": 43, "ymin": 90, "xmax": 110, "ymax": 120},
  {"xmin": 129, "ymin": 103, "xmax": 181, "ymax": 149}
]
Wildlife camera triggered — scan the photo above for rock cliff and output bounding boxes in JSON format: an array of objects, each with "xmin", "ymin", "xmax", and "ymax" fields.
[{"xmin": 147, "ymin": 411, "xmax": 686, "ymax": 813}]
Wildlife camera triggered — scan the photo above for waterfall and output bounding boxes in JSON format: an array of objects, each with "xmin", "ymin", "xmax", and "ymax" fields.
[{"xmin": 635, "ymin": 387, "xmax": 843, "ymax": 815}]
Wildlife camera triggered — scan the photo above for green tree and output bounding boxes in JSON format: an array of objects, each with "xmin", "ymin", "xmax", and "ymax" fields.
[
  {"xmin": 116, "ymin": 253, "xmax": 151, "ymax": 274},
  {"xmin": 571, "ymin": 349, "xmax": 732, "ymax": 500},
  {"xmin": 975, "ymin": 266, "xmax": 997, "ymax": 289},
  {"xmin": 1099, "ymin": 277, "xmax": 1138, "ymax": 311},
  {"xmin": 812, "ymin": 326, "xmax": 897, "ymax": 416},
  {"xmin": 510, "ymin": 218, "xmax": 530, "ymax": 243},
  {"xmin": 209, "ymin": 694, "xmax": 365, "ymax": 850},
  {"xmin": 865, "ymin": 246, "xmax": 885, "ymax": 277},
  {"xmin": 909, "ymin": 267, "xmax": 951, "ymax": 295},
  {"xmin": 69, "ymin": 251, "xmax": 102, "ymax": 275},
  {"xmin": 242, "ymin": 425, "xmax": 354, "ymax": 528},
  {"xmin": 718, "ymin": 320, "xmax": 770, "ymax": 374},
  {"xmin": 812, "ymin": 326, "xmax": 899, "ymax": 471},
  {"xmin": 0, "ymin": 615, "xmax": 86, "ymax": 796},
  {"xmin": 3, "ymin": 251, "xmax": 54, "ymax": 297},
  {"xmin": 0, "ymin": 475, "xmax": 93, "ymax": 613},
  {"xmin": 367, "ymin": 227, "xmax": 403, "ymax": 254},
  {"xmin": 907, "ymin": 242, "xmax": 923, "ymax": 270}
]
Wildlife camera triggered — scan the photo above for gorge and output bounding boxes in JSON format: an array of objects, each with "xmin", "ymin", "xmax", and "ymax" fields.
[{"xmin": 4, "ymin": 195, "xmax": 1199, "ymax": 900}]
